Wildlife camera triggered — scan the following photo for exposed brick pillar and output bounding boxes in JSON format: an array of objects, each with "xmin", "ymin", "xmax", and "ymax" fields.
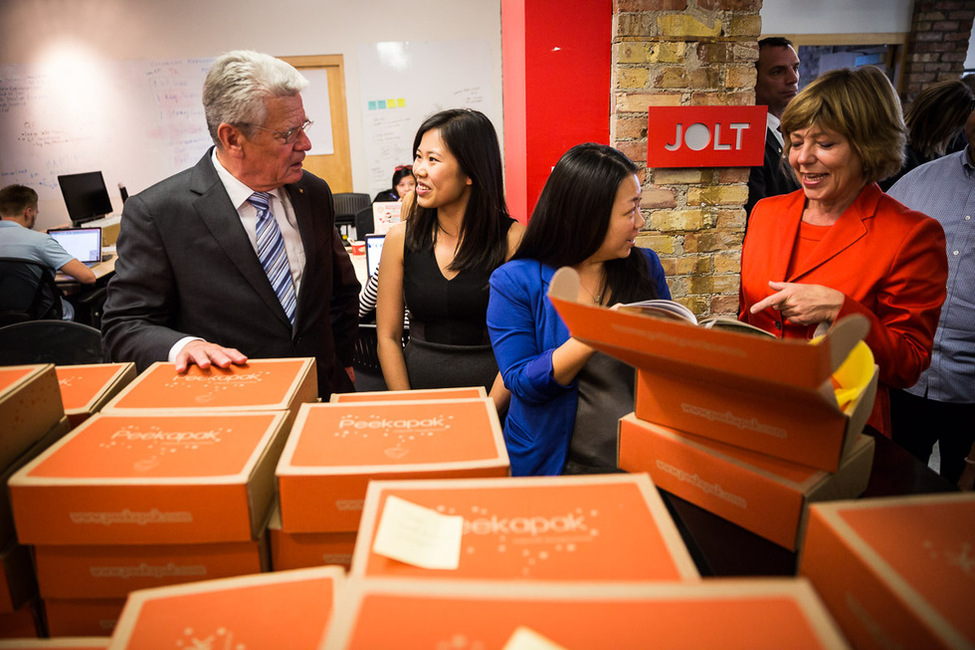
[
  {"xmin": 902, "ymin": 0, "xmax": 975, "ymax": 102},
  {"xmin": 613, "ymin": 0, "xmax": 761, "ymax": 317}
]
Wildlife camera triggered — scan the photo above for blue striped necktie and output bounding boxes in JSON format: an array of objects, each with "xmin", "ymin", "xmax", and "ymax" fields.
[{"xmin": 247, "ymin": 191, "xmax": 296, "ymax": 324}]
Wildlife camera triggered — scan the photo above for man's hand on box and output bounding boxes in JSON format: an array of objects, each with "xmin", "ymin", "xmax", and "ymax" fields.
[{"xmin": 176, "ymin": 340, "xmax": 248, "ymax": 373}]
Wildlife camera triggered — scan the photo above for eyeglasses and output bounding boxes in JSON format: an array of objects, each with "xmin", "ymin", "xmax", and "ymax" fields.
[{"xmin": 243, "ymin": 119, "xmax": 313, "ymax": 144}]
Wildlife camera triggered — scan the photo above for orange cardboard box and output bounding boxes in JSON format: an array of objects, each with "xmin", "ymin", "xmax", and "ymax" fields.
[
  {"xmin": 277, "ymin": 399, "xmax": 509, "ymax": 533},
  {"xmin": 799, "ymin": 493, "xmax": 975, "ymax": 650},
  {"xmin": 0, "ymin": 602, "xmax": 40, "ymax": 639},
  {"xmin": 267, "ymin": 506, "xmax": 355, "ymax": 571},
  {"xmin": 0, "ymin": 417, "xmax": 70, "ymax": 547},
  {"xmin": 33, "ymin": 536, "xmax": 269, "ymax": 599},
  {"xmin": 0, "ymin": 543, "xmax": 36, "ymax": 614},
  {"xmin": 44, "ymin": 599, "xmax": 124, "ymax": 637},
  {"xmin": 9, "ymin": 411, "xmax": 288, "ymax": 546},
  {"xmin": 330, "ymin": 386, "xmax": 486, "ymax": 403},
  {"xmin": 55, "ymin": 363, "xmax": 137, "ymax": 428},
  {"xmin": 0, "ymin": 639, "xmax": 110, "ymax": 649},
  {"xmin": 0, "ymin": 365, "xmax": 64, "ymax": 472},
  {"xmin": 323, "ymin": 577, "xmax": 848, "ymax": 649},
  {"xmin": 547, "ymin": 268, "xmax": 877, "ymax": 472},
  {"xmin": 350, "ymin": 474, "xmax": 699, "ymax": 582},
  {"xmin": 107, "ymin": 566, "xmax": 345, "ymax": 650},
  {"xmin": 101, "ymin": 358, "xmax": 317, "ymax": 426},
  {"xmin": 618, "ymin": 415, "xmax": 875, "ymax": 550}
]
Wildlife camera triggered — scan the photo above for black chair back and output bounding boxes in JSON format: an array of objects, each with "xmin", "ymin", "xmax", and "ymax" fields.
[
  {"xmin": 355, "ymin": 206, "xmax": 374, "ymax": 241},
  {"xmin": 0, "ymin": 257, "xmax": 63, "ymax": 326},
  {"xmin": 0, "ymin": 320, "xmax": 103, "ymax": 366},
  {"xmin": 333, "ymin": 193, "xmax": 371, "ymax": 241}
]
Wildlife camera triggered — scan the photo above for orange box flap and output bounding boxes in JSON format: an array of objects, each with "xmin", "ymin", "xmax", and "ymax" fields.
[
  {"xmin": 325, "ymin": 577, "xmax": 848, "ymax": 649},
  {"xmin": 547, "ymin": 266, "xmax": 866, "ymax": 392},
  {"xmin": 55, "ymin": 363, "xmax": 137, "ymax": 427},
  {"xmin": 351, "ymin": 474, "xmax": 698, "ymax": 581},
  {"xmin": 108, "ymin": 566, "xmax": 345, "ymax": 650},
  {"xmin": 101, "ymin": 358, "xmax": 316, "ymax": 414},
  {"xmin": 801, "ymin": 493, "xmax": 975, "ymax": 649},
  {"xmin": 0, "ymin": 364, "xmax": 64, "ymax": 472},
  {"xmin": 330, "ymin": 386, "xmax": 487, "ymax": 403},
  {"xmin": 9, "ymin": 412, "xmax": 288, "ymax": 545}
]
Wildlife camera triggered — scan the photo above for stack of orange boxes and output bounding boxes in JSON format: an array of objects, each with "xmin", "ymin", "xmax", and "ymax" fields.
[
  {"xmin": 7, "ymin": 358, "xmax": 317, "ymax": 636},
  {"xmin": 0, "ymin": 365, "xmax": 71, "ymax": 638},
  {"xmin": 273, "ymin": 388, "xmax": 509, "ymax": 571},
  {"xmin": 546, "ymin": 267, "xmax": 880, "ymax": 552}
]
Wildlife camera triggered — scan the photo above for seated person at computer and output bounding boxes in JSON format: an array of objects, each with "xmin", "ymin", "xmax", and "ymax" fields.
[
  {"xmin": 0, "ymin": 184, "xmax": 95, "ymax": 320},
  {"xmin": 373, "ymin": 165, "xmax": 415, "ymax": 203}
]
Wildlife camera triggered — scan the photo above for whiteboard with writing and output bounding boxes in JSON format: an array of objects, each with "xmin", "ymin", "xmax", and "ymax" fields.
[
  {"xmin": 358, "ymin": 40, "xmax": 495, "ymax": 197},
  {"xmin": 0, "ymin": 56, "xmax": 334, "ymax": 210}
]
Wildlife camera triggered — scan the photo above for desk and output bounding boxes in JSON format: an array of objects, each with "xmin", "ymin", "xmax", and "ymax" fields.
[
  {"xmin": 662, "ymin": 429, "xmax": 957, "ymax": 577},
  {"xmin": 56, "ymin": 249, "xmax": 116, "ymax": 328}
]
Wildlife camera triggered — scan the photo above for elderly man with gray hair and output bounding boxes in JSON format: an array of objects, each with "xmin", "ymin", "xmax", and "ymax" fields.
[{"xmin": 102, "ymin": 50, "xmax": 359, "ymax": 398}]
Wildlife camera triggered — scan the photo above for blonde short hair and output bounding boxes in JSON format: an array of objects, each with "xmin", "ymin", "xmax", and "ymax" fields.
[{"xmin": 781, "ymin": 66, "xmax": 906, "ymax": 184}]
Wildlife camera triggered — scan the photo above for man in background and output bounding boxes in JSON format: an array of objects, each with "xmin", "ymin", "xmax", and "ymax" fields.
[
  {"xmin": 746, "ymin": 37, "xmax": 802, "ymax": 219},
  {"xmin": 887, "ymin": 117, "xmax": 975, "ymax": 491},
  {"xmin": 101, "ymin": 50, "xmax": 359, "ymax": 398},
  {"xmin": 0, "ymin": 184, "xmax": 95, "ymax": 320}
]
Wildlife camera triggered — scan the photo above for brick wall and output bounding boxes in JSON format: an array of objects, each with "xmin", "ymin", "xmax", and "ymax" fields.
[
  {"xmin": 612, "ymin": 0, "xmax": 761, "ymax": 317},
  {"xmin": 901, "ymin": 0, "xmax": 975, "ymax": 102}
]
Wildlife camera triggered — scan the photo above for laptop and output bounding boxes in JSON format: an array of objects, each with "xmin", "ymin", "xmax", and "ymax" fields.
[
  {"xmin": 365, "ymin": 233, "xmax": 385, "ymax": 278},
  {"xmin": 48, "ymin": 227, "xmax": 104, "ymax": 267}
]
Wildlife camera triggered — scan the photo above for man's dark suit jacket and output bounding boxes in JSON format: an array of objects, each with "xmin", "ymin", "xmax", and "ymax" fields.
[
  {"xmin": 101, "ymin": 149, "xmax": 360, "ymax": 398},
  {"xmin": 745, "ymin": 127, "xmax": 801, "ymax": 220}
]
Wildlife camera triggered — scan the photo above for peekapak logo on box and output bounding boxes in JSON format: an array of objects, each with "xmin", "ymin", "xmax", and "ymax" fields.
[
  {"xmin": 332, "ymin": 411, "xmax": 456, "ymax": 460},
  {"xmin": 434, "ymin": 503, "xmax": 602, "ymax": 578},
  {"xmin": 98, "ymin": 424, "xmax": 227, "ymax": 473},
  {"xmin": 162, "ymin": 370, "xmax": 270, "ymax": 404}
]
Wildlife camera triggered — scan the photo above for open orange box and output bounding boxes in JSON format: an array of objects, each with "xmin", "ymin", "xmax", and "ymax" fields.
[
  {"xmin": 619, "ymin": 415, "xmax": 875, "ymax": 550},
  {"xmin": 33, "ymin": 535, "xmax": 268, "ymax": 600},
  {"xmin": 329, "ymin": 386, "xmax": 486, "ymax": 403},
  {"xmin": 43, "ymin": 599, "xmax": 124, "ymax": 638},
  {"xmin": 547, "ymin": 267, "xmax": 878, "ymax": 472},
  {"xmin": 324, "ymin": 576, "xmax": 847, "ymax": 649},
  {"xmin": 276, "ymin": 399, "xmax": 509, "ymax": 533},
  {"xmin": 55, "ymin": 363, "xmax": 136, "ymax": 428},
  {"xmin": 799, "ymin": 492, "xmax": 974, "ymax": 650},
  {"xmin": 350, "ymin": 474, "xmax": 699, "ymax": 582},
  {"xmin": 0, "ymin": 365, "xmax": 64, "ymax": 472},
  {"xmin": 9, "ymin": 411, "xmax": 288, "ymax": 546},
  {"xmin": 267, "ymin": 505, "xmax": 356, "ymax": 571},
  {"xmin": 108, "ymin": 566, "xmax": 345, "ymax": 650},
  {"xmin": 0, "ymin": 638, "xmax": 111, "ymax": 649},
  {"xmin": 101, "ymin": 358, "xmax": 317, "ymax": 426}
]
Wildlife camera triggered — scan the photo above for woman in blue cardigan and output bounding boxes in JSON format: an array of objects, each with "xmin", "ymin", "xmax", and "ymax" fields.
[{"xmin": 487, "ymin": 143, "xmax": 670, "ymax": 476}]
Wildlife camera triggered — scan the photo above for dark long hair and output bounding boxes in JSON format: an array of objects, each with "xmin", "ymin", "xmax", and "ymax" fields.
[
  {"xmin": 404, "ymin": 109, "xmax": 511, "ymax": 271},
  {"xmin": 514, "ymin": 143, "xmax": 658, "ymax": 304}
]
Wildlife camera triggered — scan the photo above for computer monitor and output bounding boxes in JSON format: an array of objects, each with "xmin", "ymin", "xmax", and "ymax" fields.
[
  {"xmin": 365, "ymin": 234, "xmax": 385, "ymax": 278},
  {"xmin": 58, "ymin": 171, "xmax": 114, "ymax": 225}
]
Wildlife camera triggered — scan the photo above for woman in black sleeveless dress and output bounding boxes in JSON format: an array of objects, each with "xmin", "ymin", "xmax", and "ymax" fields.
[{"xmin": 376, "ymin": 109, "xmax": 523, "ymax": 410}]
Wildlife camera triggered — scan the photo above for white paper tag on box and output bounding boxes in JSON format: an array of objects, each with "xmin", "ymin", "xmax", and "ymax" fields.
[
  {"xmin": 503, "ymin": 627, "xmax": 568, "ymax": 650},
  {"xmin": 371, "ymin": 495, "xmax": 463, "ymax": 570}
]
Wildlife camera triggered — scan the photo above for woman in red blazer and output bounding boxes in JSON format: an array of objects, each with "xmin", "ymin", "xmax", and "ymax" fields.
[{"xmin": 740, "ymin": 66, "xmax": 948, "ymax": 436}]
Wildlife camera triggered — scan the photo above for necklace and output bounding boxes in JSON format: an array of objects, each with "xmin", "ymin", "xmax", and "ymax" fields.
[{"xmin": 581, "ymin": 280, "xmax": 604, "ymax": 305}]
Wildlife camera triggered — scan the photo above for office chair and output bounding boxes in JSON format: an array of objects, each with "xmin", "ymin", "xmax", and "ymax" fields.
[
  {"xmin": 351, "ymin": 323, "xmax": 410, "ymax": 392},
  {"xmin": 332, "ymin": 193, "xmax": 370, "ymax": 241},
  {"xmin": 0, "ymin": 258, "xmax": 63, "ymax": 326},
  {"xmin": 354, "ymin": 206, "xmax": 374, "ymax": 241},
  {"xmin": 0, "ymin": 320, "xmax": 103, "ymax": 366}
]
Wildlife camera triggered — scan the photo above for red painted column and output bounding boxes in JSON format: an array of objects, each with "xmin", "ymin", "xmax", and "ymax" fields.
[{"xmin": 501, "ymin": 0, "xmax": 612, "ymax": 223}]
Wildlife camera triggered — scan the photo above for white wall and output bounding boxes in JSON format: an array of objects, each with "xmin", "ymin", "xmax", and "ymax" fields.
[
  {"xmin": 0, "ymin": 0, "xmax": 503, "ymax": 230},
  {"xmin": 760, "ymin": 0, "xmax": 914, "ymax": 35}
]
